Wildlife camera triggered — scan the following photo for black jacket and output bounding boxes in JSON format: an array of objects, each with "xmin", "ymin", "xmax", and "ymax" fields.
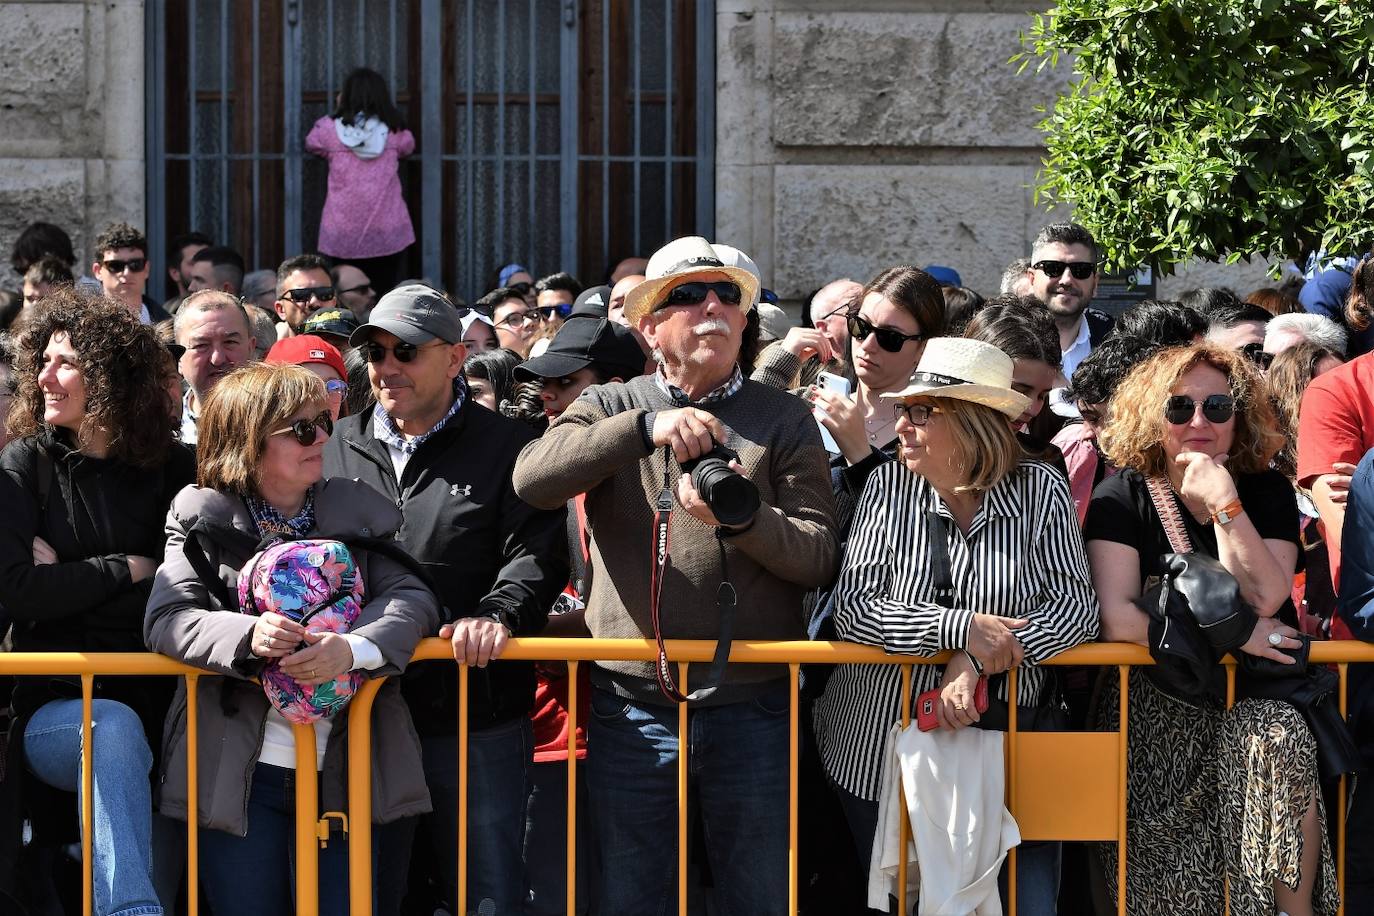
[
  {"xmin": 0, "ymin": 433, "xmax": 195, "ymax": 725},
  {"xmin": 323, "ymin": 400, "xmax": 569, "ymax": 733}
]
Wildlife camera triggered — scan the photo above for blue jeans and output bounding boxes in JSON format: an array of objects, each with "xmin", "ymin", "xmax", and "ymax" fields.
[
  {"xmin": 420, "ymin": 717, "xmax": 533, "ymax": 915},
  {"xmin": 198, "ymin": 763, "xmax": 352, "ymax": 916},
  {"xmin": 833, "ymin": 776, "xmax": 1061, "ymax": 915},
  {"xmin": 23, "ymin": 698, "xmax": 162, "ymax": 916},
  {"xmin": 523, "ymin": 759, "xmax": 596, "ymax": 915},
  {"xmin": 586, "ymin": 685, "xmax": 791, "ymax": 916}
]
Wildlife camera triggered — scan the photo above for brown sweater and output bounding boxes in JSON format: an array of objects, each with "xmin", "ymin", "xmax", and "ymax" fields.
[{"xmin": 513, "ymin": 373, "xmax": 839, "ymax": 705}]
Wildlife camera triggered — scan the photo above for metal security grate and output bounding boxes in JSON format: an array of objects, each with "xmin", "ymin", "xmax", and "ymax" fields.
[{"xmin": 146, "ymin": 0, "xmax": 714, "ymax": 304}]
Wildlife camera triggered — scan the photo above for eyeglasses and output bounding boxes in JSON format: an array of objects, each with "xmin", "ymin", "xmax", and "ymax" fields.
[
  {"xmin": 495, "ymin": 310, "xmax": 538, "ymax": 330},
  {"xmin": 662, "ymin": 281, "xmax": 743, "ymax": 308},
  {"xmin": 338, "ymin": 283, "xmax": 374, "ymax": 296},
  {"xmin": 101, "ymin": 257, "xmax": 147, "ymax": 274},
  {"xmin": 848, "ymin": 314, "xmax": 925, "ymax": 352},
  {"xmin": 893, "ymin": 402, "xmax": 942, "ymax": 426},
  {"xmin": 359, "ymin": 340, "xmax": 446, "ymax": 364},
  {"xmin": 1241, "ymin": 342, "xmax": 1273, "ymax": 369},
  {"xmin": 324, "ymin": 379, "xmax": 348, "ymax": 397},
  {"xmin": 270, "ymin": 411, "xmax": 333, "ymax": 446},
  {"xmin": 1164, "ymin": 394, "xmax": 1235, "ymax": 426},
  {"xmin": 1031, "ymin": 260, "xmax": 1097, "ymax": 281},
  {"xmin": 282, "ymin": 286, "xmax": 336, "ymax": 304}
]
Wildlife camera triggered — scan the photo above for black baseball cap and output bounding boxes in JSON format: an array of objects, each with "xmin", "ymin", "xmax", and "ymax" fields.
[
  {"xmin": 568, "ymin": 285, "xmax": 612, "ymax": 320},
  {"xmin": 514, "ymin": 318, "xmax": 644, "ymax": 382},
  {"xmin": 302, "ymin": 307, "xmax": 361, "ymax": 340}
]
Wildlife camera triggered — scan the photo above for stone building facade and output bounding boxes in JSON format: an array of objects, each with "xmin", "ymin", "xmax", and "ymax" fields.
[{"xmin": 0, "ymin": 0, "xmax": 1269, "ymax": 299}]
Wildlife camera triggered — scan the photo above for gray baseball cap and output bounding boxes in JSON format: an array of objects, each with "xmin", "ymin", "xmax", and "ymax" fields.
[{"xmin": 349, "ymin": 283, "xmax": 462, "ymax": 346}]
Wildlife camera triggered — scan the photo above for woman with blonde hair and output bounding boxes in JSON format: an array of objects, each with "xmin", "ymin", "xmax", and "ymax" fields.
[
  {"xmin": 1086, "ymin": 342, "xmax": 1338, "ymax": 915},
  {"xmin": 813, "ymin": 337, "xmax": 1098, "ymax": 913},
  {"xmin": 145, "ymin": 362, "xmax": 439, "ymax": 916}
]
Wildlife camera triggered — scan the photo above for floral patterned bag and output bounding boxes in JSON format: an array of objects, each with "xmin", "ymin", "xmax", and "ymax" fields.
[{"xmin": 237, "ymin": 539, "xmax": 365, "ymax": 724}]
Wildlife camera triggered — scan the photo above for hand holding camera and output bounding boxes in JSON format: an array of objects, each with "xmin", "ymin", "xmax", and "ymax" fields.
[
  {"xmin": 676, "ymin": 447, "xmax": 759, "ymax": 530},
  {"xmin": 652, "ymin": 407, "xmax": 727, "ymax": 464}
]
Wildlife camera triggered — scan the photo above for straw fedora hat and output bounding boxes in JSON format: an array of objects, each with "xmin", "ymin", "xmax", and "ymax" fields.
[
  {"xmin": 622, "ymin": 236, "xmax": 761, "ymax": 326},
  {"xmin": 881, "ymin": 337, "xmax": 1031, "ymax": 419}
]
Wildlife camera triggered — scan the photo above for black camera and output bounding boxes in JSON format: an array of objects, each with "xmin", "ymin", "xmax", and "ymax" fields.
[{"xmin": 681, "ymin": 444, "xmax": 759, "ymax": 528}]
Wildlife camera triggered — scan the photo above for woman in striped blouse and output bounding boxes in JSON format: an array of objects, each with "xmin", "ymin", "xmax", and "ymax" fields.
[{"xmin": 813, "ymin": 337, "xmax": 1099, "ymax": 914}]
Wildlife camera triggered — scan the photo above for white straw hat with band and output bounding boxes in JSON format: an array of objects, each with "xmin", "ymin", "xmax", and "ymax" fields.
[
  {"xmin": 622, "ymin": 236, "xmax": 761, "ymax": 326},
  {"xmin": 881, "ymin": 337, "xmax": 1031, "ymax": 419}
]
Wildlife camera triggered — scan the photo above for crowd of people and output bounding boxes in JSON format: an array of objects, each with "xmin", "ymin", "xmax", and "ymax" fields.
[{"xmin": 1, "ymin": 209, "xmax": 1373, "ymax": 916}]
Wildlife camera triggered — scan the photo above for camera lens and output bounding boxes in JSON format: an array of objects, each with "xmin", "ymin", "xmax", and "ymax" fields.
[{"xmin": 692, "ymin": 458, "xmax": 760, "ymax": 527}]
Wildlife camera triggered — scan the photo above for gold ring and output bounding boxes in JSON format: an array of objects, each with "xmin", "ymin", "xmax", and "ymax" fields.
[{"xmin": 954, "ymin": 703, "xmax": 967, "ymax": 711}]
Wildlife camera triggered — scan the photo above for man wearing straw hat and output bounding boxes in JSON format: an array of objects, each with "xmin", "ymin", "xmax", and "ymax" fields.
[{"xmin": 513, "ymin": 236, "xmax": 839, "ymax": 914}]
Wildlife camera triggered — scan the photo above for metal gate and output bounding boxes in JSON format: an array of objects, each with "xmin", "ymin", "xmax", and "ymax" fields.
[{"xmin": 145, "ymin": 0, "xmax": 715, "ymax": 304}]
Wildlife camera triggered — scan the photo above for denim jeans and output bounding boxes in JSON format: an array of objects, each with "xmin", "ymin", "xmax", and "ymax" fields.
[
  {"xmin": 198, "ymin": 763, "xmax": 351, "ymax": 916},
  {"xmin": 523, "ymin": 759, "xmax": 596, "ymax": 915},
  {"xmin": 832, "ymin": 776, "xmax": 1061, "ymax": 915},
  {"xmin": 23, "ymin": 698, "xmax": 163, "ymax": 916},
  {"xmin": 418, "ymin": 717, "xmax": 533, "ymax": 915},
  {"xmin": 585, "ymin": 684, "xmax": 791, "ymax": 916}
]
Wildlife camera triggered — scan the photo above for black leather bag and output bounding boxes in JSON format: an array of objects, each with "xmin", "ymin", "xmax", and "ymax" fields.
[{"xmin": 1240, "ymin": 662, "xmax": 1361, "ymax": 781}]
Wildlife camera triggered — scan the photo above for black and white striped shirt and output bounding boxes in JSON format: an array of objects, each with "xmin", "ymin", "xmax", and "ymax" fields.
[{"xmin": 813, "ymin": 458, "xmax": 1100, "ymax": 801}]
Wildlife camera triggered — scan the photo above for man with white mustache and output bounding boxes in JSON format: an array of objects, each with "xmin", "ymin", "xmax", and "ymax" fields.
[
  {"xmin": 513, "ymin": 236, "xmax": 838, "ymax": 916},
  {"xmin": 173, "ymin": 290, "xmax": 256, "ymax": 444}
]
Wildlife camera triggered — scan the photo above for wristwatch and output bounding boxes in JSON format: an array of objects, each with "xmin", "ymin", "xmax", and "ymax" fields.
[{"xmin": 1210, "ymin": 498, "xmax": 1244, "ymax": 526}]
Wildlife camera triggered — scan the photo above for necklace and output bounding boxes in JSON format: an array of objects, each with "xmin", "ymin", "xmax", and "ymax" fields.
[{"xmin": 864, "ymin": 412, "xmax": 892, "ymax": 443}]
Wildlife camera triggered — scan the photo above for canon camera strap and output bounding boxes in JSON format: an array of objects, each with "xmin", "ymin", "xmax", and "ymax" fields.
[{"xmin": 650, "ymin": 447, "xmax": 738, "ymax": 703}]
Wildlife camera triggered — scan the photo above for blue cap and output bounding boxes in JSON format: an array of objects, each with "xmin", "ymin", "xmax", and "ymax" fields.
[{"xmin": 923, "ymin": 265, "xmax": 962, "ymax": 287}]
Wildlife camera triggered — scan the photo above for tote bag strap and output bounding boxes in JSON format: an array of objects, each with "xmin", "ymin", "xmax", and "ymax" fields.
[{"xmin": 1145, "ymin": 475, "xmax": 1195, "ymax": 555}]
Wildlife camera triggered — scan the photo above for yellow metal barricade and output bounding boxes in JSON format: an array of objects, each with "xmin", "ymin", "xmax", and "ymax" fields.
[{"xmin": 5, "ymin": 640, "xmax": 1373, "ymax": 916}]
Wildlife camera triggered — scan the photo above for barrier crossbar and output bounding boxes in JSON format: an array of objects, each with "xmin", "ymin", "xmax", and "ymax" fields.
[{"xmin": 3, "ymin": 639, "xmax": 1369, "ymax": 916}]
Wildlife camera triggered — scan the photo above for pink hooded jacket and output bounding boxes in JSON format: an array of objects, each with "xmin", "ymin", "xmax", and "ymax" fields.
[{"xmin": 305, "ymin": 115, "xmax": 416, "ymax": 259}]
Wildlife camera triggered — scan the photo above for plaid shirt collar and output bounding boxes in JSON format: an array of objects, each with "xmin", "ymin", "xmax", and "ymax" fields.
[
  {"xmin": 246, "ymin": 487, "xmax": 317, "ymax": 540},
  {"xmin": 654, "ymin": 364, "xmax": 744, "ymax": 407},
  {"xmin": 373, "ymin": 376, "xmax": 468, "ymax": 456}
]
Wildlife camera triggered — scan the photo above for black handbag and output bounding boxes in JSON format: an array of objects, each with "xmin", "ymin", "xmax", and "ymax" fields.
[{"xmin": 1141, "ymin": 476, "xmax": 1359, "ymax": 778}]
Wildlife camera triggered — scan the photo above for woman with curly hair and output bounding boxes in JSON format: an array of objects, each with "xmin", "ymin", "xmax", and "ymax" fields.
[
  {"xmin": 1085, "ymin": 342, "xmax": 1338, "ymax": 916},
  {"xmin": 1267, "ymin": 342, "xmax": 1344, "ymax": 481},
  {"xmin": 0, "ymin": 290, "xmax": 195, "ymax": 915}
]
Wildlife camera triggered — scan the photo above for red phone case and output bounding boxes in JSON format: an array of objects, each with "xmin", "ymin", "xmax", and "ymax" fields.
[{"xmin": 915, "ymin": 676, "xmax": 990, "ymax": 732}]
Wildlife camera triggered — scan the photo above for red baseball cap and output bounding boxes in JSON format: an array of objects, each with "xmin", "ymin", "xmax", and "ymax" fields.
[{"xmin": 266, "ymin": 334, "xmax": 347, "ymax": 381}]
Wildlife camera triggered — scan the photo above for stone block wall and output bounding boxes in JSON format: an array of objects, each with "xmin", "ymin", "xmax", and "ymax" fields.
[
  {"xmin": 714, "ymin": 0, "xmax": 1273, "ymax": 305},
  {"xmin": 0, "ymin": 0, "xmax": 145, "ymax": 288}
]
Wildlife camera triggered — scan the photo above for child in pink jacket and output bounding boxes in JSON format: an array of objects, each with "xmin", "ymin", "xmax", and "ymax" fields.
[{"xmin": 306, "ymin": 67, "xmax": 414, "ymax": 294}]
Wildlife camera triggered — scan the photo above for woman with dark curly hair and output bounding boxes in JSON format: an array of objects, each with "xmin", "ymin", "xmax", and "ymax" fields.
[
  {"xmin": 1086, "ymin": 342, "xmax": 1337, "ymax": 916},
  {"xmin": 0, "ymin": 290, "xmax": 195, "ymax": 915}
]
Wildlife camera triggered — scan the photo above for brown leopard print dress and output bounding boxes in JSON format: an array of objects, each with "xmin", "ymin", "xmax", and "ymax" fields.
[{"xmin": 1094, "ymin": 669, "xmax": 1340, "ymax": 916}]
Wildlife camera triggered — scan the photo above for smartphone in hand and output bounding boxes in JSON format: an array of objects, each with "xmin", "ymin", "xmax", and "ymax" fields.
[{"xmin": 815, "ymin": 371, "xmax": 851, "ymax": 454}]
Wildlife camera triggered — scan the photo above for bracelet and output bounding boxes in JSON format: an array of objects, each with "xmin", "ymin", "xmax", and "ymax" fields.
[{"xmin": 1210, "ymin": 498, "xmax": 1244, "ymax": 526}]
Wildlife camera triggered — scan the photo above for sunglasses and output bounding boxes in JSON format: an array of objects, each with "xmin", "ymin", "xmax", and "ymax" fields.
[
  {"xmin": 338, "ymin": 282, "xmax": 374, "ymax": 296},
  {"xmin": 662, "ymin": 281, "xmax": 743, "ymax": 308},
  {"xmin": 848, "ymin": 314, "xmax": 925, "ymax": 352},
  {"xmin": 818, "ymin": 299, "xmax": 856, "ymax": 323},
  {"xmin": 101, "ymin": 257, "xmax": 147, "ymax": 274},
  {"xmin": 507, "ymin": 281, "xmax": 533, "ymax": 295},
  {"xmin": 1164, "ymin": 394, "xmax": 1235, "ymax": 426},
  {"xmin": 535, "ymin": 305, "xmax": 566, "ymax": 322},
  {"xmin": 324, "ymin": 379, "xmax": 348, "ymax": 397},
  {"xmin": 270, "ymin": 411, "xmax": 333, "ymax": 446},
  {"xmin": 1031, "ymin": 260, "xmax": 1097, "ymax": 281},
  {"xmin": 359, "ymin": 340, "xmax": 445, "ymax": 364},
  {"xmin": 1241, "ymin": 342, "xmax": 1273, "ymax": 369},
  {"xmin": 894, "ymin": 402, "xmax": 942, "ymax": 426},
  {"xmin": 282, "ymin": 286, "xmax": 337, "ymax": 304}
]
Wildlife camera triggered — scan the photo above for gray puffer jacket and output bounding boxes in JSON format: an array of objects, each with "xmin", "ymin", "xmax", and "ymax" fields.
[{"xmin": 144, "ymin": 477, "xmax": 440, "ymax": 836}]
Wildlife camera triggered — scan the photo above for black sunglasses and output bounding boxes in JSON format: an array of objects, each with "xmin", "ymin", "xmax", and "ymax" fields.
[
  {"xmin": 663, "ymin": 281, "xmax": 743, "ymax": 308},
  {"xmin": 535, "ymin": 305, "xmax": 565, "ymax": 321},
  {"xmin": 359, "ymin": 340, "xmax": 443, "ymax": 364},
  {"xmin": 1241, "ymin": 342, "xmax": 1273, "ymax": 369},
  {"xmin": 507, "ymin": 281, "xmax": 533, "ymax": 295},
  {"xmin": 848, "ymin": 314, "xmax": 924, "ymax": 352},
  {"xmin": 338, "ymin": 282, "xmax": 374, "ymax": 296},
  {"xmin": 1164, "ymin": 394, "xmax": 1235, "ymax": 426},
  {"xmin": 101, "ymin": 257, "xmax": 147, "ymax": 274},
  {"xmin": 282, "ymin": 286, "xmax": 337, "ymax": 304},
  {"xmin": 270, "ymin": 411, "xmax": 333, "ymax": 447},
  {"xmin": 1031, "ymin": 259, "xmax": 1097, "ymax": 280}
]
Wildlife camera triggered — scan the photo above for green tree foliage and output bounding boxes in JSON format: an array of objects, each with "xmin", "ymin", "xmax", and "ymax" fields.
[{"xmin": 1017, "ymin": 0, "xmax": 1374, "ymax": 274}]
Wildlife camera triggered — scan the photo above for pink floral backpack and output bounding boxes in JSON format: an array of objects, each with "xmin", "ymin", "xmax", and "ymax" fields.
[{"xmin": 237, "ymin": 539, "xmax": 365, "ymax": 724}]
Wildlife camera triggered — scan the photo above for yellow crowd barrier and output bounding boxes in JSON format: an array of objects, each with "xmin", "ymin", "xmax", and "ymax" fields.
[{"xmin": 3, "ymin": 639, "xmax": 1371, "ymax": 916}]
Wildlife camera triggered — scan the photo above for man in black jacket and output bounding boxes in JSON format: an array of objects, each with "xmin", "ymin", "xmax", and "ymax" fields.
[{"xmin": 322, "ymin": 283, "xmax": 568, "ymax": 916}]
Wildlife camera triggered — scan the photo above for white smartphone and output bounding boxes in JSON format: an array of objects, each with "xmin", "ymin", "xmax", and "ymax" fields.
[{"xmin": 815, "ymin": 371, "xmax": 852, "ymax": 454}]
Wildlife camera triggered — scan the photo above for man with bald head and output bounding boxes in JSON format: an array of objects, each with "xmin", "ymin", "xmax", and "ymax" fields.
[
  {"xmin": 751, "ymin": 277, "xmax": 862, "ymax": 390},
  {"xmin": 607, "ymin": 256, "xmax": 648, "ymax": 285}
]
